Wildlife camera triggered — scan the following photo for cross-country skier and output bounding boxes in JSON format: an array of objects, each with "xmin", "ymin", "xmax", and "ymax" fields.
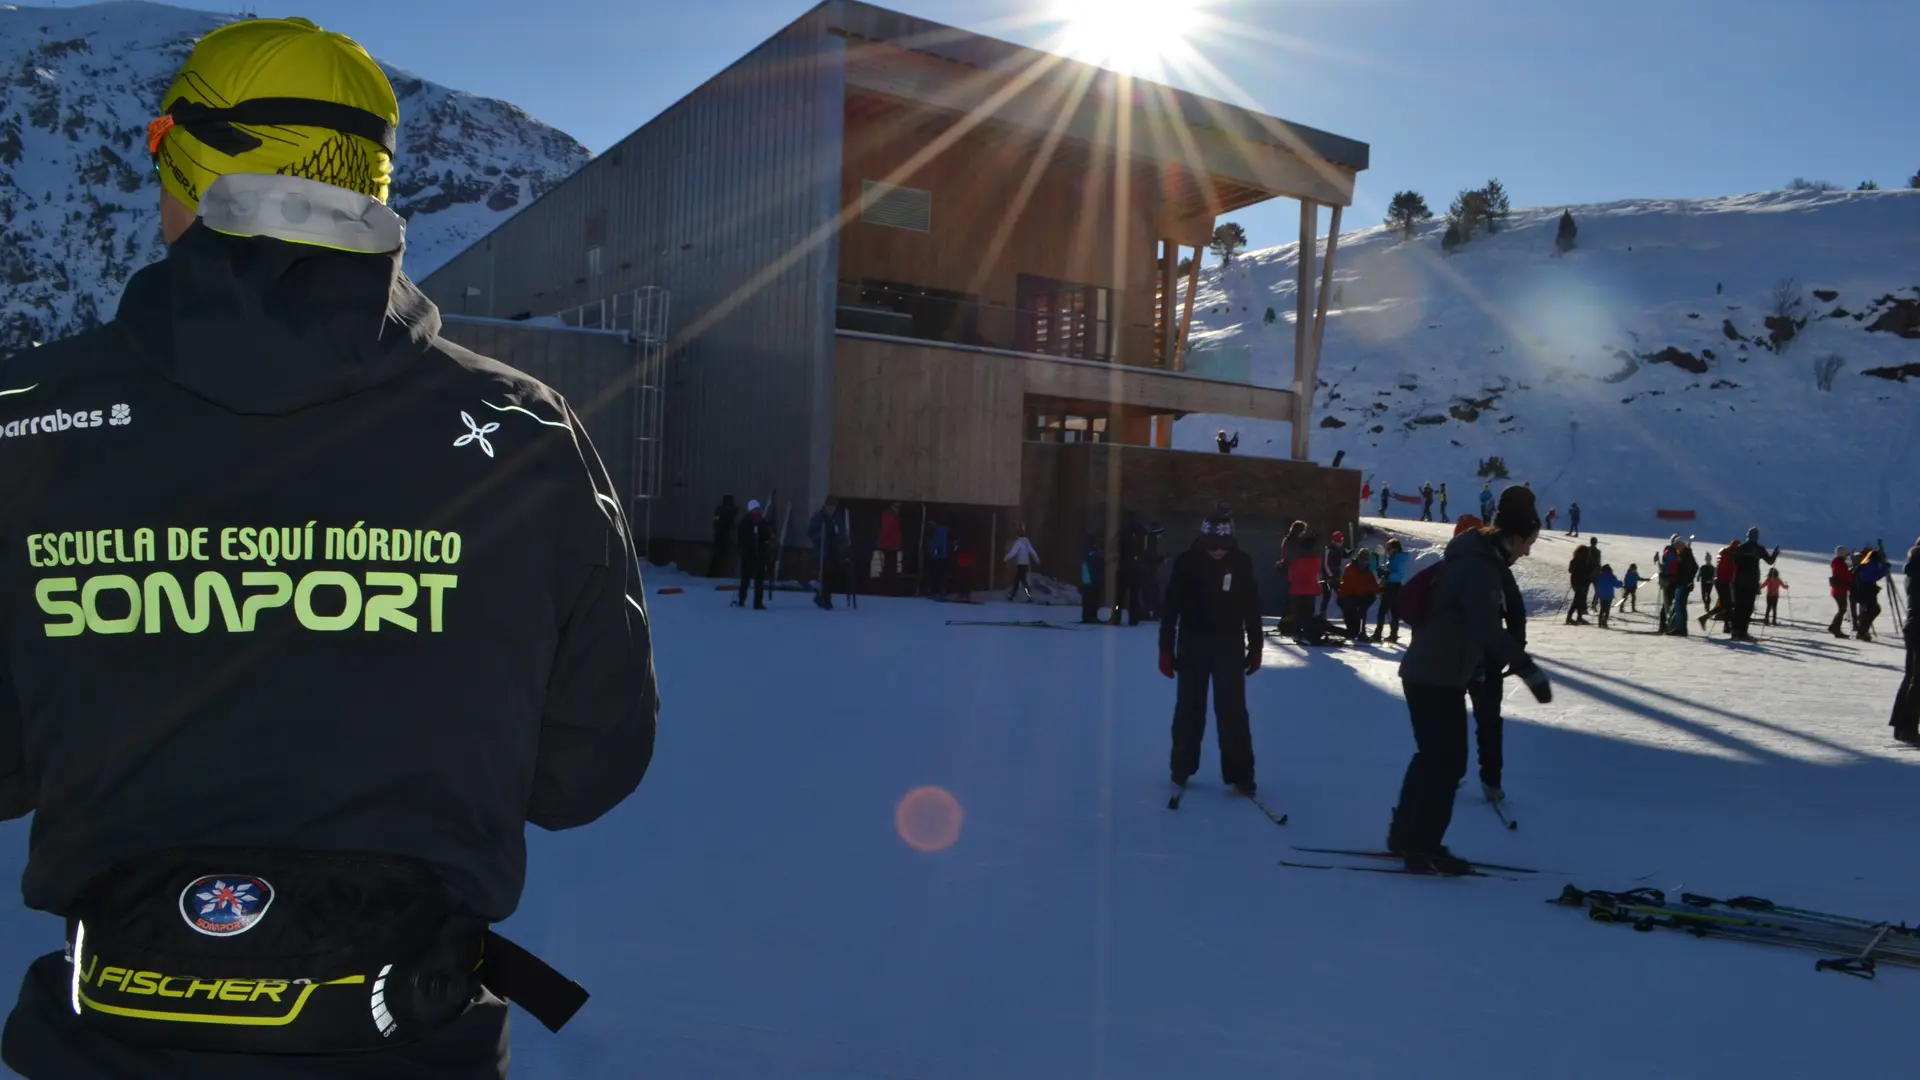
[
  {"xmin": 1279, "ymin": 522, "xmax": 1322, "ymax": 638},
  {"xmin": 1593, "ymin": 564, "xmax": 1621, "ymax": 628},
  {"xmin": 1697, "ymin": 551, "xmax": 1717, "ymax": 614},
  {"xmin": 1763, "ymin": 568, "xmax": 1788, "ymax": 626},
  {"xmin": 1729, "ymin": 527, "xmax": 1780, "ymax": 641},
  {"xmin": 1160, "ymin": 507, "xmax": 1263, "ymax": 795},
  {"xmin": 1379, "ymin": 484, "xmax": 1392, "ymax": 517},
  {"xmin": 1623, "ymin": 563, "xmax": 1642, "ymax": 613},
  {"xmin": 1438, "ymin": 483, "xmax": 1450, "ymax": 523},
  {"xmin": 1391, "ymin": 486, "xmax": 1551, "ymax": 874},
  {"xmin": 807, "ymin": 497, "xmax": 848, "ymax": 610},
  {"xmin": 1828, "ymin": 545, "xmax": 1855, "ymax": 638},
  {"xmin": 1374, "ymin": 538, "xmax": 1410, "ymax": 643},
  {"xmin": 1664, "ymin": 537, "xmax": 1699, "ymax": 635},
  {"xmin": 1853, "ymin": 547, "xmax": 1887, "ymax": 641},
  {"xmin": 1568, "ymin": 502, "xmax": 1581, "ymax": 537},
  {"xmin": 0, "ymin": 18, "xmax": 657, "ymax": 1077},
  {"xmin": 1004, "ymin": 525, "xmax": 1039, "ymax": 601},
  {"xmin": 1478, "ymin": 482, "xmax": 1494, "ymax": 520},
  {"xmin": 1890, "ymin": 540, "xmax": 1918, "ymax": 744},
  {"xmin": 738, "ymin": 500, "xmax": 774, "ymax": 608},
  {"xmin": 1420, "ymin": 482, "xmax": 1435, "ymax": 522},
  {"xmin": 1566, "ymin": 538, "xmax": 1598, "ymax": 625}
]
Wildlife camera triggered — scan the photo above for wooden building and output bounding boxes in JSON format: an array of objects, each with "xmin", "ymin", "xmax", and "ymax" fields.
[{"xmin": 417, "ymin": 0, "xmax": 1369, "ymax": 599}]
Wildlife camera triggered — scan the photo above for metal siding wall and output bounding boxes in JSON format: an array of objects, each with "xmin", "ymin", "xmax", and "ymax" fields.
[{"xmin": 419, "ymin": 11, "xmax": 843, "ymax": 546}]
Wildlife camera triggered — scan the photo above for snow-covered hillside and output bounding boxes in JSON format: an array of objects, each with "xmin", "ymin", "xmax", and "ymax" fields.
[
  {"xmin": 1176, "ymin": 191, "xmax": 1920, "ymax": 551},
  {"xmin": 0, "ymin": 0, "xmax": 590, "ymax": 353}
]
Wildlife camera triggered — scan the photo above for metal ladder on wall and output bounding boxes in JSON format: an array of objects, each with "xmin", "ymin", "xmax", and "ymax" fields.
[{"xmin": 629, "ymin": 287, "xmax": 670, "ymax": 562}]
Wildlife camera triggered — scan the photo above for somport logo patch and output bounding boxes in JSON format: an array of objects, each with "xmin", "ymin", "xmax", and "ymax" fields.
[{"xmin": 180, "ymin": 875, "xmax": 274, "ymax": 937}]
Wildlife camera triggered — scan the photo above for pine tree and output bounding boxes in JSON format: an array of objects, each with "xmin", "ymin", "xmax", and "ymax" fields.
[
  {"xmin": 1384, "ymin": 191, "xmax": 1432, "ymax": 238},
  {"xmin": 1857, "ymin": 180, "xmax": 1879, "ymax": 191},
  {"xmin": 1479, "ymin": 179, "xmax": 1511, "ymax": 234},
  {"xmin": 1555, "ymin": 209, "xmax": 1578, "ymax": 254},
  {"xmin": 1441, "ymin": 220, "xmax": 1463, "ymax": 253},
  {"xmin": 1911, "ymin": 169, "xmax": 1920, "ymax": 190},
  {"xmin": 1262, "ymin": 307, "xmax": 1277, "ymax": 325},
  {"xmin": 1447, "ymin": 188, "xmax": 1488, "ymax": 243},
  {"xmin": 1209, "ymin": 222, "xmax": 1248, "ymax": 266}
]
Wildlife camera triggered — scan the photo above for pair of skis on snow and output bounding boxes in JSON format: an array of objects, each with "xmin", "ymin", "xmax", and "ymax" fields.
[{"xmin": 1279, "ymin": 847, "xmax": 1538, "ymax": 881}]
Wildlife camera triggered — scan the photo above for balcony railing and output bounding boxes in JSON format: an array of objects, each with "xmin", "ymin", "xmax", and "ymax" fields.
[{"xmin": 835, "ymin": 280, "xmax": 1149, "ymax": 365}]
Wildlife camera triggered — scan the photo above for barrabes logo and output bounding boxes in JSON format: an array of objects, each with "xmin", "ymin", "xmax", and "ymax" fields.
[
  {"xmin": 0, "ymin": 407, "xmax": 116, "ymax": 439},
  {"xmin": 179, "ymin": 875, "xmax": 274, "ymax": 937}
]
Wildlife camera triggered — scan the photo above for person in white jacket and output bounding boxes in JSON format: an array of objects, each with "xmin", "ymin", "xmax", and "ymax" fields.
[{"xmin": 1005, "ymin": 525, "xmax": 1041, "ymax": 601}]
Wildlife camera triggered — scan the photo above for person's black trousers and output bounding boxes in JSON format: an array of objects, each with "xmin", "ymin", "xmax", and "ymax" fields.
[
  {"xmin": 1169, "ymin": 636, "xmax": 1254, "ymax": 787},
  {"xmin": 1008, "ymin": 564, "xmax": 1031, "ymax": 601},
  {"xmin": 1731, "ymin": 583, "xmax": 1759, "ymax": 637},
  {"xmin": 1764, "ymin": 594, "xmax": 1779, "ymax": 625},
  {"xmin": 1080, "ymin": 584, "xmax": 1099, "ymax": 623},
  {"xmin": 1892, "ymin": 619, "xmax": 1919, "ymax": 740},
  {"xmin": 1467, "ymin": 666, "xmax": 1503, "ymax": 790},
  {"xmin": 1394, "ymin": 682, "xmax": 1470, "ymax": 853},
  {"xmin": 1375, "ymin": 582, "xmax": 1402, "ymax": 637},
  {"xmin": 737, "ymin": 560, "xmax": 766, "ymax": 607}
]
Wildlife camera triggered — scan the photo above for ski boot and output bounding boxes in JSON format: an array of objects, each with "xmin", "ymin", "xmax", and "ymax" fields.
[{"xmin": 1403, "ymin": 847, "xmax": 1473, "ymax": 876}]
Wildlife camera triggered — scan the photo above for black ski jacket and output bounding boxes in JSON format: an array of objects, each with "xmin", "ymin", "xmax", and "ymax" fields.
[
  {"xmin": 1159, "ymin": 543, "xmax": 1261, "ymax": 658},
  {"xmin": 1732, "ymin": 538, "xmax": 1779, "ymax": 589},
  {"xmin": 738, "ymin": 513, "xmax": 774, "ymax": 568},
  {"xmin": 0, "ymin": 225, "xmax": 657, "ymax": 923}
]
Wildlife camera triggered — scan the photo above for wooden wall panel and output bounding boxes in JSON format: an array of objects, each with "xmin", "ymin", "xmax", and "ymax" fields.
[
  {"xmin": 1024, "ymin": 358, "xmax": 1297, "ymax": 422},
  {"xmin": 830, "ymin": 335, "xmax": 1024, "ymax": 506}
]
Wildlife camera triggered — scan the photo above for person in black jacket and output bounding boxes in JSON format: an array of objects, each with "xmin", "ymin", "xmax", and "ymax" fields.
[
  {"xmin": 1728, "ymin": 527, "xmax": 1780, "ymax": 642},
  {"xmin": 737, "ymin": 500, "xmax": 774, "ymax": 609},
  {"xmin": 0, "ymin": 19, "xmax": 655, "ymax": 1080},
  {"xmin": 1891, "ymin": 540, "xmax": 1918, "ymax": 744},
  {"xmin": 709, "ymin": 495, "xmax": 738, "ymax": 577},
  {"xmin": 1158, "ymin": 506, "xmax": 1264, "ymax": 795}
]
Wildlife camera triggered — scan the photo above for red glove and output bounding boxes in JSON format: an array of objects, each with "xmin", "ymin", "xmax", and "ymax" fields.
[
  {"xmin": 1245, "ymin": 648, "xmax": 1263, "ymax": 676},
  {"xmin": 1158, "ymin": 649, "xmax": 1176, "ymax": 679}
]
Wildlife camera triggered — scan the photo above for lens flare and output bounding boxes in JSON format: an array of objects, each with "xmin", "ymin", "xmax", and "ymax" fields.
[
  {"xmin": 894, "ymin": 785, "xmax": 964, "ymax": 853},
  {"xmin": 1051, "ymin": 0, "xmax": 1202, "ymax": 74}
]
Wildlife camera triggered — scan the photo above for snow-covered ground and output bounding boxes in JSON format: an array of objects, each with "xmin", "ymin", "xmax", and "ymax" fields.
[
  {"xmin": 0, "ymin": 523, "xmax": 1910, "ymax": 1078},
  {"xmin": 1174, "ymin": 190, "xmax": 1920, "ymax": 553}
]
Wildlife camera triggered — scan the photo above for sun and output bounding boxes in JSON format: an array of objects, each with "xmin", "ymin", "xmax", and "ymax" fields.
[{"xmin": 1051, "ymin": 0, "xmax": 1202, "ymax": 75}]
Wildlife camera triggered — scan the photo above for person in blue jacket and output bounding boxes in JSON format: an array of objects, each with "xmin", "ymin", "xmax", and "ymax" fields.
[
  {"xmin": 1592, "ymin": 563, "xmax": 1621, "ymax": 628},
  {"xmin": 1373, "ymin": 538, "xmax": 1412, "ymax": 643},
  {"xmin": 1622, "ymin": 563, "xmax": 1642, "ymax": 613}
]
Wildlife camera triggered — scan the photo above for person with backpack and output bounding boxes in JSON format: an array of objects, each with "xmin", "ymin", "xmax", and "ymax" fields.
[
  {"xmin": 1390, "ymin": 485, "xmax": 1551, "ymax": 875},
  {"xmin": 1664, "ymin": 537, "xmax": 1699, "ymax": 635},
  {"xmin": 1159, "ymin": 506, "xmax": 1263, "ymax": 795},
  {"xmin": 1854, "ymin": 547, "xmax": 1887, "ymax": 641}
]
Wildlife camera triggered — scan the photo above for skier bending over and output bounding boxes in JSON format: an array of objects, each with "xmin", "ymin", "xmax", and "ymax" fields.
[
  {"xmin": 1390, "ymin": 486, "xmax": 1552, "ymax": 875},
  {"xmin": 1161, "ymin": 507, "xmax": 1264, "ymax": 795}
]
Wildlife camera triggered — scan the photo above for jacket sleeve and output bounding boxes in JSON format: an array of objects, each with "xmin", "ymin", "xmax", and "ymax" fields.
[
  {"xmin": 528, "ymin": 401, "xmax": 659, "ymax": 831},
  {"xmin": 1457, "ymin": 558, "xmax": 1529, "ymax": 671},
  {"xmin": 1158, "ymin": 557, "xmax": 1183, "ymax": 654}
]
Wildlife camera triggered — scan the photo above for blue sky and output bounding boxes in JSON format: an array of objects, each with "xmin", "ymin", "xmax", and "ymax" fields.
[{"xmin": 239, "ymin": 0, "xmax": 1915, "ymax": 255}]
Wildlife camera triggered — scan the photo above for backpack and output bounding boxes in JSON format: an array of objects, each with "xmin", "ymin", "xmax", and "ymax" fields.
[{"xmin": 1395, "ymin": 560, "xmax": 1445, "ymax": 628}]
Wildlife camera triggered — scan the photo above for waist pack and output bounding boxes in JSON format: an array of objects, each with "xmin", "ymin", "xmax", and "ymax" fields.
[{"xmin": 66, "ymin": 846, "xmax": 587, "ymax": 1054}]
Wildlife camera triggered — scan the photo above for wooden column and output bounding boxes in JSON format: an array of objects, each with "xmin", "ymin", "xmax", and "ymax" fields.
[
  {"xmin": 1291, "ymin": 200, "xmax": 1318, "ymax": 460},
  {"xmin": 1174, "ymin": 240, "xmax": 1204, "ymax": 372},
  {"xmin": 1158, "ymin": 240, "xmax": 1177, "ymax": 367},
  {"xmin": 1309, "ymin": 204, "xmax": 1343, "ymax": 397}
]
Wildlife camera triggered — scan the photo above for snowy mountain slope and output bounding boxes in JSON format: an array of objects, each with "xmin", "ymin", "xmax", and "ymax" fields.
[
  {"xmin": 0, "ymin": 0, "xmax": 590, "ymax": 353},
  {"xmin": 1175, "ymin": 191, "xmax": 1920, "ymax": 552}
]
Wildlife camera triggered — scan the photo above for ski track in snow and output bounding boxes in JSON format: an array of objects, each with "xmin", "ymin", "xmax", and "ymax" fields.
[{"xmin": 0, "ymin": 522, "xmax": 1898, "ymax": 1076}]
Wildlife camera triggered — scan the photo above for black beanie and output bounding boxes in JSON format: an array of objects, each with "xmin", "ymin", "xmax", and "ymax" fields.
[{"xmin": 1493, "ymin": 486, "xmax": 1542, "ymax": 537}]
